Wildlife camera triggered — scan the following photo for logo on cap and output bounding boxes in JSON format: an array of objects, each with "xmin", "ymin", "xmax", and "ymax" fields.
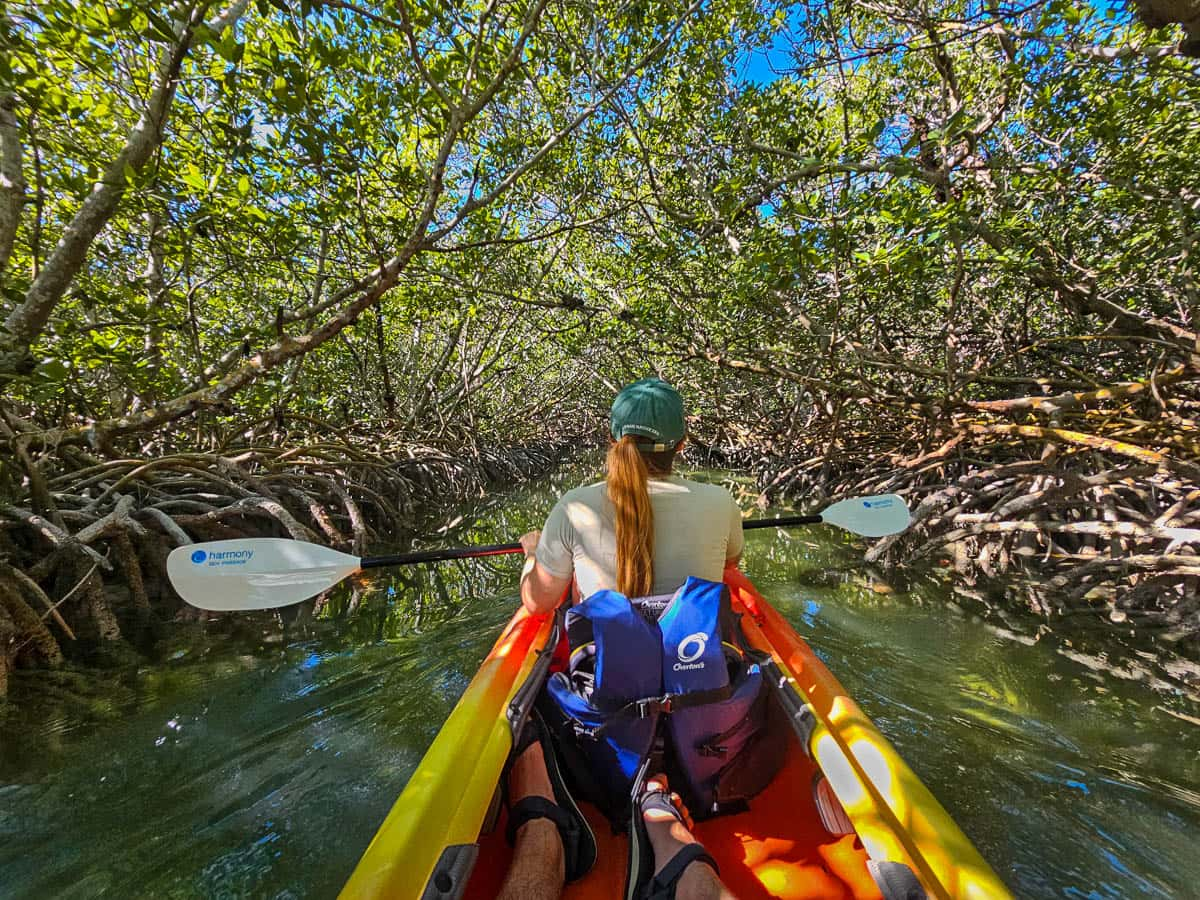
[{"xmin": 191, "ymin": 550, "xmax": 207, "ymax": 564}]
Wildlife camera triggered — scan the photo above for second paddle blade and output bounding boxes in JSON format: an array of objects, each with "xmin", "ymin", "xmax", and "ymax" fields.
[
  {"xmin": 167, "ymin": 538, "xmax": 362, "ymax": 611},
  {"xmin": 820, "ymin": 493, "xmax": 911, "ymax": 537}
]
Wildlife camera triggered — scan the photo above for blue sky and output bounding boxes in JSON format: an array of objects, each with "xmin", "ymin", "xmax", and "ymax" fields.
[{"xmin": 732, "ymin": 0, "xmax": 1139, "ymax": 89}]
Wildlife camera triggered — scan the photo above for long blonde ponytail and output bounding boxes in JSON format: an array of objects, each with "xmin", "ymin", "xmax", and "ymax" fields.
[{"xmin": 607, "ymin": 436, "xmax": 654, "ymax": 597}]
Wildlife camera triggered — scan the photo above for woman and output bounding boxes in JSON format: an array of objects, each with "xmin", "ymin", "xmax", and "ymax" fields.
[
  {"xmin": 519, "ymin": 377, "xmax": 744, "ymax": 613},
  {"xmin": 499, "ymin": 378, "xmax": 743, "ymax": 900}
]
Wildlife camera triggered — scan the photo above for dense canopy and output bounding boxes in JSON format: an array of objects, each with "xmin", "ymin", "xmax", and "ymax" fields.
[{"xmin": 1, "ymin": 0, "xmax": 1193, "ymax": 439}]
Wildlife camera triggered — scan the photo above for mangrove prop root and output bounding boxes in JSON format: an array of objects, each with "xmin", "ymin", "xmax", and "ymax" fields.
[
  {"xmin": 112, "ymin": 532, "xmax": 149, "ymax": 612},
  {"xmin": 81, "ymin": 561, "xmax": 122, "ymax": 644},
  {"xmin": 3, "ymin": 562, "xmax": 76, "ymax": 640},
  {"xmin": 0, "ymin": 573, "xmax": 63, "ymax": 667},
  {"xmin": 0, "ymin": 600, "xmax": 12, "ymax": 696},
  {"xmin": 0, "ymin": 436, "xmax": 567, "ymax": 696},
  {"xmin": 719, "ymin": 394, "xmax": 1200, "ymax": 648}
]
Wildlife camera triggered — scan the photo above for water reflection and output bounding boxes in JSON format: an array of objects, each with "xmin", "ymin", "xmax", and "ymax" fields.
[
  {"xmin": 741, "ymin": 533, "xmax": 1200, "ymax": 899},
  {"xmin": 1, "ymin": 461, "xmax": 1198, "ymax": 899}
]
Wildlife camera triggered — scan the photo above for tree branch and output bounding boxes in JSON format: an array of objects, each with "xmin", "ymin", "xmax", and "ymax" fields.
[
  {"xmin": 0, "ymin": 0, "xmax": 251, "ymax": 376},
  {"xmin": 0, "ymin": 92, "xmax": 26, "ymax": 284}
]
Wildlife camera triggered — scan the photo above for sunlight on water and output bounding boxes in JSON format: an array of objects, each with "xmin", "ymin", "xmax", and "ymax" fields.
[{"xmin": 1, "ymin": 462, "xmax": 1197, "ymax": 898}]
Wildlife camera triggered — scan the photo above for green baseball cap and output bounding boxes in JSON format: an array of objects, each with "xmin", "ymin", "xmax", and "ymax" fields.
[{"xmin": 610, "ymin": 378, "xmax": 685, "ymax": 450}]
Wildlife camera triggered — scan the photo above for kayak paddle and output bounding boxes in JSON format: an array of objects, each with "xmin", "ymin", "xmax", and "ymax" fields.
[{"xmin": 167, "ymin": 493, "xmax": 910, "ymax": 611}]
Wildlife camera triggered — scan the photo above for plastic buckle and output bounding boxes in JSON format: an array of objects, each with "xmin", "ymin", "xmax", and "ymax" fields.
[{"xmin": 636, "ymin": 694, "xmax": 673, "ymax": 718}]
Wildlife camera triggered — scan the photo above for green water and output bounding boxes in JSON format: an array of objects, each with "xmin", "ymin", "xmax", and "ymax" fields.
[{"xmin": 2, "ymin": 466, "xmax": 1199, "ymax": 898}]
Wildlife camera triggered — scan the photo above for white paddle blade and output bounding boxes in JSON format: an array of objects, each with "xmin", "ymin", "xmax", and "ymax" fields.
[
  {"xmin": 167, "ymin": 539, "xmax": 361, "ymax": 611},
  {"xmin": 820, "ymin": 494, "xmax": 911, "ymax": 537}
]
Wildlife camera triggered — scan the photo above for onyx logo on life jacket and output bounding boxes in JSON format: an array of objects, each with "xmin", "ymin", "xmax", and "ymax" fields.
[{"xmin": 674, "ymin": 632, "xmax": 708, "ymax": 671}]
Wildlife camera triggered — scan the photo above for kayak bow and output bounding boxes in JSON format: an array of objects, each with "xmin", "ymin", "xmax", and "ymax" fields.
[{"xmin": 340, "ymin": 572, "xmax": 1010, "ymax": 900}]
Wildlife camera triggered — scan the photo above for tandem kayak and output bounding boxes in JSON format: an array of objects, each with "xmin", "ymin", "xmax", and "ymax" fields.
[{"xmin": 340, "ymin": 570, "xmax": 1010, "ymax": 899}]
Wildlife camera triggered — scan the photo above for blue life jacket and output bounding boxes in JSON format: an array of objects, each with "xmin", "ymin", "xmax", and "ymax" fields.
[{"xmin": 545, "ymin": 576, "xmax": 769, "ymax": 820}]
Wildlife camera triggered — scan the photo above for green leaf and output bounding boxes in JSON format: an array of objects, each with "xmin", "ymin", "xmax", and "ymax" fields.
[
  {"xmin": 34, "ymin": 359, "xmax": 69, "ymax": 383},
  {"xmin": 182, "ymin": 165, "xmax": 207, "ymax": 192},
  {"xmin": 144, "ymin": 10, "xmax": 178, "ymax": 43}
]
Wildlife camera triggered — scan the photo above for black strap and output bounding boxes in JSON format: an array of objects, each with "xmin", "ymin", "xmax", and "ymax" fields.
[
  {"xmin": 643, "ymin": 843, "xmax": 719, "ymax": 900},
  {"xmin": 728, "ymin": 609, "xmax": 760, "ymax": 657},
  {"xmin": 596, "ymin": 684, "xmax": 733, "ymax": 736},
  {"xmin": 506, "ymin": 796, "xmax": 572, "ymax": 847},
  {"xmin": 698, "ymin": 714, "xmax": 755, "ymax": 759},
  {"xmin": 637, "ymin": 787, "xmax": 679, "ymax": 820},
  {"xmin": 665, "ymin": 685, "xmax": 733, "ymax": 711},
  {"xmin": 511, "ymin": 718, "xmax": 541, "ymax": 759}
]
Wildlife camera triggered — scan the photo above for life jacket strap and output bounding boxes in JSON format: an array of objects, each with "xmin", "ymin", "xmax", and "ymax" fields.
[
  {"xmin": 664, "ymin": 685, "xmax": 733, "ymax": 712},
  {"xmin": 594, "ymin": 684, "xmax": 734, "ymax": 737}
]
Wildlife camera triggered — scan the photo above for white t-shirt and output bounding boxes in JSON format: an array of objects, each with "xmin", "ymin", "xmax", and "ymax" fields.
[{"xmin": 535, "ymin": 475, "xmax": 745, "ymax": 599}]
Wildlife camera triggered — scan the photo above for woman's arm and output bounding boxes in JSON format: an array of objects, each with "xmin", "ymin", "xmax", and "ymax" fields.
[
  {"xmin": 518, "ymin": 530, "xmax": 572, "ymax": 616},
  {"xmin": 725, "ymin": 491, "xmax": 745, "ymax": 573}
]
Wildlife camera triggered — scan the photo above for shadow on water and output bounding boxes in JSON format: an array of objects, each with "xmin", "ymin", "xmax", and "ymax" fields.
[{"xmin": 1, "ymin": 460, "xmax": 1199, "ymax": 898}]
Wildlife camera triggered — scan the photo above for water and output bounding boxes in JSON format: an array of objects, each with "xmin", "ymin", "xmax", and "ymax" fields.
[{"xmin": 2, "ymin": 465, "xmax": 1198, "ymax": 898}]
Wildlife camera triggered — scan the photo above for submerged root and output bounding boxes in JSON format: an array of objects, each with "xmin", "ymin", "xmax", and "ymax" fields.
[
  {"xmin": 0, "ymin": 601, "xmax": 11, "ymax": 696},
  {"xmin": 0, "ymin": 435, "xmax": 567, "ymax": 696},
  {"xmin": 0, "ymin": 569, "xmax": 63, "ymax": 667}
]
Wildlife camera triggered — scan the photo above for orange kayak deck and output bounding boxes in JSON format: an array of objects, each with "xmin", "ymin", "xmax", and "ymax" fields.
[{"xmin": 463, "ymin": 727, "xmax": 884, "ymax": 899}]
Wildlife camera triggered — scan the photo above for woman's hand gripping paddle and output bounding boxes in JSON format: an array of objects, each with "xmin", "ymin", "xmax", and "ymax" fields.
[{"xmin": 166, "ymin": 493, "xmax": 911, "ymax": 611}]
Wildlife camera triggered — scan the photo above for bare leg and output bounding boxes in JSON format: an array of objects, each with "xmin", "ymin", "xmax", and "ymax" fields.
[
  {"xmin": 497, "ymin": 740, "xmax": 565, "ymax": 900},
  {"xmin": 642, "ymin": 776, "xmax": 738, "ymax": 900}
]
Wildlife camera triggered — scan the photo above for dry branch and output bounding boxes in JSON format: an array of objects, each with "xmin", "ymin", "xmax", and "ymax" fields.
[{"xmin": 2, "ymin": 562, "xmax": 75, "ymax": 640}]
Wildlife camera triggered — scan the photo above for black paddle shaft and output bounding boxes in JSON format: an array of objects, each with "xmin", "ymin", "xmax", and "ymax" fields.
[
  {"xmin": 361, "ymin": 542, "xmax": 522, "ymax": 569},
  {"xmin": 744, "ymin": 514, "xmax": 821, "ymax": 531},
  {"xmin": 358, "ymin": 515, "xmax": 822, "ymax": 570}
]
